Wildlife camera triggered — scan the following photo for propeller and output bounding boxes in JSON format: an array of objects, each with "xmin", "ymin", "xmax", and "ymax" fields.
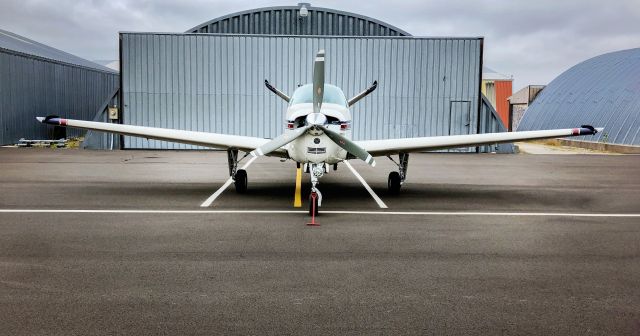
[
  {"xmin": 318, "ymin": 125, "xmax": 376, "ymax": 167},
  {"xmin": 313, "ymin": 50, "xmax": 325, "ymax": 114},
  {"xmin": 250, "ymin": 125, "xmax": 311, "ymax": 157}
]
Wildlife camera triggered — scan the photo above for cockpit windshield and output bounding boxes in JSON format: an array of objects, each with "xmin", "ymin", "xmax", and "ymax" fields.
[{"xmin": 289, "ymin": 84, "xmax": 347, "ymax": 107}]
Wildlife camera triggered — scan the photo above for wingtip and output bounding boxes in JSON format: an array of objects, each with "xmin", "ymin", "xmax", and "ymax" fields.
[{"xmin": 36, "ymin": 117, "xmax": 44, "ymax": 123}]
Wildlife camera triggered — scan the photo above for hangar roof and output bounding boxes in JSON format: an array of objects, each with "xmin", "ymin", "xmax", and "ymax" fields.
[
  {"xmin": 186, "ymin": 3, "xmax": 411, "ymax": 36},
  {"xmin": 517, "ymin": 48, "xmax": 640, "ymax": 145},
  {"xmin": 0, "ymin": 29, "xmax": 116, "ymax": 73}
]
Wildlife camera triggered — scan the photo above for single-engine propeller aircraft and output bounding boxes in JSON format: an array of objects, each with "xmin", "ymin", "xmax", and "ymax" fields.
[{"xmin": 38, "ymin": 50, "xmax": 601, "ymax": 216}]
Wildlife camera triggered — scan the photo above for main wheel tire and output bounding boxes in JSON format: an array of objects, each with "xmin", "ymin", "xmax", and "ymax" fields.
[
  {"xmin": 234, "ymin": 169, "xmax": 248, "ymax": 193},
  {"xmin": 308, "ymin": 193, "xmax": 319, "ymax": 216},
  {"xmin": 388, "ymin": 171, "xmax": 401, "ymax": 195}
]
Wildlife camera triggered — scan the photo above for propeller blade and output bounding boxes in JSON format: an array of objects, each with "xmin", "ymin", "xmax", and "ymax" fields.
[
  {"xmin": 318, "ymin": 126, "xmax": 376, "ymax": 167},
  {"xmin": 313, "ymin": 50, "xmax": 325, "ymax": 114},
  {"xmin": 250, "ymin": 125, "xmax": 311, "ymax": 157}
]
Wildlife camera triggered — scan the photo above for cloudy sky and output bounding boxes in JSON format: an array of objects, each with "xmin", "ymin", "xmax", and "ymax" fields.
[{"xmin": 1, "ymin": 0, "xmax": 638, "ymax": 90}]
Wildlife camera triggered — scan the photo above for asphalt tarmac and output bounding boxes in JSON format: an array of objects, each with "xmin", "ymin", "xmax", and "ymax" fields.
[{"xmin": 0, "ymin": 148, "xmax": 638, "ymax": 335}]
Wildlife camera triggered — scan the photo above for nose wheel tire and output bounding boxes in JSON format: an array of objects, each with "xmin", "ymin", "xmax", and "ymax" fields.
[
  {"xmin": 388, "ymin": 171, "xmax": 401, "ymax": 194},
  {"xmin": 234, "ymin": 169, "xmax": 248, "ymax": 193},
  {"xmin": 309, "ymin": 193, "xmax": 319, "ymax": 216}
]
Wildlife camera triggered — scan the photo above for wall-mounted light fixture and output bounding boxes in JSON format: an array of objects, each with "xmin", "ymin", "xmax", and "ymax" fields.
[{"xmin": 298, "ymin": 3, "xmax": 309, "ymax": 19}]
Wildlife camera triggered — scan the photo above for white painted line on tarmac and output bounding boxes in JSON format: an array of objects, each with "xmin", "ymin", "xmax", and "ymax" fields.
[
  {"xmin": 0, "ymin": 209, "xmax": 639, "ymax": 217},
  {"xmin": 0, "ymin": 209, "xmax": 305, "ymax": 214},
  {"xmin": 343, "ymin": 161, "xmax": 388, "ymax": 209},
  {"xmin": 200, "ymin": 156, "xmax": 258, "ymax": 207},
  {"xmin": 322, "ymin": 211, "xmax": 640, "ymax": 217}
]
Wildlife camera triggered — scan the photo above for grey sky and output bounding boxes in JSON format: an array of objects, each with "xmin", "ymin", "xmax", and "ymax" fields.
[{"xmin": 1, "ymin": 0, "xmax": 638, "ymax": 90}]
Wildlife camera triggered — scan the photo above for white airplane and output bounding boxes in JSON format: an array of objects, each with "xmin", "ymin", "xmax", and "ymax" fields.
[{"xmin": 38, "ymin": 50, "xmax": 601, "ymax": 215}]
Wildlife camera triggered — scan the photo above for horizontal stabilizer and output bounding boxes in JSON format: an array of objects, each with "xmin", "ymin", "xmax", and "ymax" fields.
[
  {"xmin": 348, "ymin": 80, "xmax": 378, "ymax": 106},
  {"xmin": 264, "ymin": 80, "xmax": 290, "ymax": 102}
]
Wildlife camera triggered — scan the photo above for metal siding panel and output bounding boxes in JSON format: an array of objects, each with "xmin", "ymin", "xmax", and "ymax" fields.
[
  {"xmin": 121, "ymin": 34, "xmax": 483, "ymax": 150},
  {"xmin": 0, "ymin": 48, "xmax": 118, "ymax": 145}
]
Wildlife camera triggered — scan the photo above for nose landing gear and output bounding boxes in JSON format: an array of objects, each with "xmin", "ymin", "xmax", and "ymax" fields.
[{"xmin": 307, "ymin": 163, "xmax": 324, "ymax": 224}]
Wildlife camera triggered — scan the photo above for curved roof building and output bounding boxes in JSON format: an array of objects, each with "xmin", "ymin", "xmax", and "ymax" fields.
[
  {"xmin": 518, "ymin": 48, "xmax": 640, "ymax": 146},
  {"xmin": 186, "ymin": 3, "xmax": 411, "ymax": 36}
]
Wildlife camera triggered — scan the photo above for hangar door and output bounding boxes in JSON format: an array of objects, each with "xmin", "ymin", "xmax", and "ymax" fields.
[
  {"xmin": 449, "ymin": 101, "xmax": 471, "ymax": 135},
  {"xmin": 120, "ymin": 33, "xmax": 484, "ymax": 150},
  {"xmin": 449, "ymin": 100, "xmax": 472, "ymax": 152}
]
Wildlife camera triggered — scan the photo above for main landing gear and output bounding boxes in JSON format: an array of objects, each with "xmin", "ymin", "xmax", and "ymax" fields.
[
  {"xmin": 227, "ymin": 149, "xmax": 249, "ymax": 193},
  {"xmin": 387, "ymin": 153, "xmax": 409, "ymax": 194}
]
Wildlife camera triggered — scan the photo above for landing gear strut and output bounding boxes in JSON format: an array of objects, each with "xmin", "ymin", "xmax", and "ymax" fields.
[
  {"xmin": 308, "ymin": 163, "xmax": 324, "ymax": 216},
  {"xmin": 227, "ymin": 149, "xmax": 249, "ymax": 193},
  {"xmin": 387, "ymin": 153, "xmax": 409, "ymax": 194}
]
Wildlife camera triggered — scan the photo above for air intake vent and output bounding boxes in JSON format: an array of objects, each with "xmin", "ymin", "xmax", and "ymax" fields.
[{"xmin": 307, "ymin": 147, "xmax": 326, "ymax": 154}]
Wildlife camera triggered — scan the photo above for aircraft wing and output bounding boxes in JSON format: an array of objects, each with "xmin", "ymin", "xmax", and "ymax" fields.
[
  {"xmin": 355, "ymin": 126, "xmax": 603, "ymax": 157},
  {"xmin": 37, "ymin": 117, "xmax": 287, "ymax": 157}
]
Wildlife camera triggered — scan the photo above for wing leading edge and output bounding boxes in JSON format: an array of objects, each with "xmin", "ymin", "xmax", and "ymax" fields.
[
  {"xmin": 355, "ymin": 127, "xmax": 603, "ymax": 157},
  {"xmin": 37, "ymin": 117, "xmax": 287, "ymax": 156}
]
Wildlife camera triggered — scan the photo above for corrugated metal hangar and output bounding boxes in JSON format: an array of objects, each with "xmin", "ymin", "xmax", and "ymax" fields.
[
  {"xmin": 0, "ymin": 29, "xmax": 118, "ymax": 145},
  {"xmin": 120, "ymin": 3, "xmax": 510, "ymax": 153},
  {"xmin": 518, "ymin": 48, "xmax": 640, "ymax": 146},
  {"xmin": 0, "ymin": 3, "xmax": 511, "ymax": 152}
]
